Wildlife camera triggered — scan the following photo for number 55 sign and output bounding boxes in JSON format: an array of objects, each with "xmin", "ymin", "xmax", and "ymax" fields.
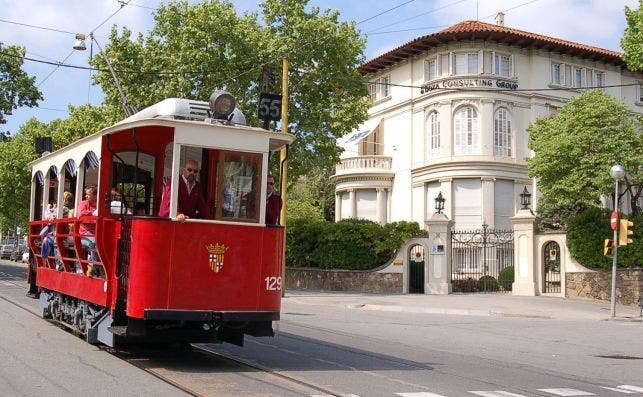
[{"xmin": 258, "ymin": 93, "xmax": 282, "ymax": 122}]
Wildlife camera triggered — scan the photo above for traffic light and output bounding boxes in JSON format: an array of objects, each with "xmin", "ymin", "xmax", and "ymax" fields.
[
  {"xmin": 603, "ymin": 239, "xmax": 614, "ymax": 257},
  {"xmin": 618, "ymin": 219, "xmax": 634, "ymax": 246}
]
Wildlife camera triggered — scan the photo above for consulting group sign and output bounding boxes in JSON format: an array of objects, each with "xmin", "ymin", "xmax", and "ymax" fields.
[{"xmin": 420, "ymin": 77, "xmax": 519, "ymax": 94}]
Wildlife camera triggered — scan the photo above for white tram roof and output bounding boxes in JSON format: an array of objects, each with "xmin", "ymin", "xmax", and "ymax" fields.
[{"xmin": 29, "ymin": 98, "xmax": 294, "ymax": 179}]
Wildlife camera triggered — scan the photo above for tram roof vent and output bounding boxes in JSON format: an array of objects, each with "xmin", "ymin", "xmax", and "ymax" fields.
[{"xmin": 118, "ymin": 98, "xmax": 246, "ymax": 126}]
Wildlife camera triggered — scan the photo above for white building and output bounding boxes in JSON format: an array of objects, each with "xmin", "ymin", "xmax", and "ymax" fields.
[{"xmin": 332, "ymin": 17, "xmax": 643, "ymax": 230}]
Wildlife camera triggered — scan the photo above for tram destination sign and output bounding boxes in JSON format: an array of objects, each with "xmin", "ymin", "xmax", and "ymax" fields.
[{"xmin": 420, "ymin": 78, "xmax": 518, "ymax": 94}]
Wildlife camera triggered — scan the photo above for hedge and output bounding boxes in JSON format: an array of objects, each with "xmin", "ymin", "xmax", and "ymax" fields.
[{"xmin": 286, "ymin": 218, "xmax": 426, "ymax": 270}]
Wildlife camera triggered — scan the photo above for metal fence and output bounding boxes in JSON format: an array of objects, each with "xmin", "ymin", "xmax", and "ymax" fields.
[{"xmin": 451, "ymin": 224, "xmax": 514, "ymax": 293}]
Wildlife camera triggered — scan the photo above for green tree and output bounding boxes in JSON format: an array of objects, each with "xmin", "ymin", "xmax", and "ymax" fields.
[
  {"xmin": 287, "ymin": 167, "xmax": 336, "ymax": 221},
  {"xmin": 527, "ymin": 90, "xmax": 643, "ymax": 220},
  {"xmin": 622, "ymin": 0, "xmax": 643, "ymax": 71},
  {"xmin": 0, "ymin": 45, "xmax": 43, "ymax": 129},
  {"xmin": 90, "ymin": 0, "xmax": 368, "ymax": 181}
]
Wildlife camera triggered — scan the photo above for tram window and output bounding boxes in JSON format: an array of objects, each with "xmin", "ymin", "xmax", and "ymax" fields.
[
  {"xmin": 216, "ymin": 151, "xmax": 262, "ymax": 223},
  {"xmin": 112, "ymin": 151, "xmax": 155, "ymax": 215},
  {"xmin": 32, "ymin": 173, "xmax": 44, "ymax": 221},
  {"xmin": 62, "ymin": 160, "xmax": 77, "ymax": 213},
  {"xmin": 81, "ymin": 151, "xmax": 99, "ymax": 195}
]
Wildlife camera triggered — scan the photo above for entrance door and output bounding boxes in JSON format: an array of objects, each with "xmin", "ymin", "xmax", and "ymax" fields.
[
  {"xmin": 409, "ymin": 244, "xmax": 425, "ymax": 294},
  {"xmin": 543, "ymin": 241, "xmax": 561, "ymax": 293}
]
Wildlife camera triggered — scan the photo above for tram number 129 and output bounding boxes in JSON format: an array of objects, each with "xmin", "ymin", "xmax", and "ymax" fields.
[{"xmin": 264, "ymin": 276, "xmax": 282, "ymax": 291}]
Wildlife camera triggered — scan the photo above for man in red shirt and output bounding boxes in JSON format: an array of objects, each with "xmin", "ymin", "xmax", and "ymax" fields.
[
  {"xmin": 265, "ymin": 174, "xmax": 282, "ymax": 225},
  {"xmin": 158, "ymin": 159, "xmax": 210, "ymax": 221}
]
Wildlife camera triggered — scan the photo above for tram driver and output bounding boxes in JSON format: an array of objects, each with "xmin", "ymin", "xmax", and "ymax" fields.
[{"xmin": 158, "ymin": 158, "xmax": 210, "ymax": 221}]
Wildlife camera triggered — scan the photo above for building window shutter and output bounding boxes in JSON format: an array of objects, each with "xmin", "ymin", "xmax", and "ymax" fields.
[
  {"xmin": 510, "ymin": 54, "xmax": 514, "ymax": 77},
  {"xmin": 565, "ymin": 64, "xmax": 572, "ymax": 87},
  {"xmin": 483, "ymin": 51, "xmax": 493, "ymax": 74}
]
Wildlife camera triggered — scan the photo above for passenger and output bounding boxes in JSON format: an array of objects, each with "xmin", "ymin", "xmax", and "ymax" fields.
[
  {"xmin": 77, "ymin": 185, "xmax": 102, "ymax": 277},
  {"xmin": 61, "ymin": 191, "xmax": 81, "ymax": 273},
  {"xmin": 109, "ymin": 186, "xmax": 131, "ymax": 214},
  {"xmin": 265, "ymin": 174, "xmax": 282, "ymax": 225},
  {"xmin": 134, "ymin": 202, "xmax": 147, "ymax": 216},
  {"xmin": 62, "ymin": 191, "xmax": 74, "ymax": 217},
  {"xmin": 39, "ymin": 203, "xmax": 57, "ymax": 268},
  {"xmin": 44, "ymin": 200, "xmax": 57, "ymax": 219},
  {"xmin": 158, "ymin": 159, "xmax": 210, "ymax": 221}
]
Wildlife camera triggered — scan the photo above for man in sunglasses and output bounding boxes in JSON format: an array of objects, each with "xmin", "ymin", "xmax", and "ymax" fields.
[
  {"xmin": 158, "ymin": 159, "xmax": 210, "ymax": 221},
  {"xmin": 265, "ymin": 174, "xmax": 282, "ymax": 225}
]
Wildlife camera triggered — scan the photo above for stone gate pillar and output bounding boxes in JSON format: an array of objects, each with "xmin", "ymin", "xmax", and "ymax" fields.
[
  {"xmin": 510, "ymin": 209, "xmax": 538, "ymax": 296},
  {"xmin": 425, "ymin": 212, "xmax": 454, "ymax": 294}
]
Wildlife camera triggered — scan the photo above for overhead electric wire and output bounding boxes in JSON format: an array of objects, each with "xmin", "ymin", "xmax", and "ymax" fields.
[
  {"xmin": 37, "ymin": 50, "xmax": 75, "ymax": 87},
  {"xmin": 0, "ymin": 18, "xmax": 77, "ymax": 35},
  {"xmin": 93, "ymin": 0, "xmax": 132, "ymax": 33},
  {"xmin": 365, "ymin": 0, "xmax": 470, "ymax": 34},
  {"xmin": 119, "ymin": 0, "xmax": 156, "ymax": 11},
  {"xmin": 365, "ymin": 0, "xmax": 542, "ymax": 36},
  {"xmin": 357, "ymin": 0, "xmax": 417, "ymax": 25},
  {"xmin": 5, "ymin": 48, "xmax": 637, "ymax": 94}
]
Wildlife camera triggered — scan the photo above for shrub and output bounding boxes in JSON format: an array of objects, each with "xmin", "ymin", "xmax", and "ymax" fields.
[
  {"xmin": 451, "ymin": 278, "xmax": 480, "ymax": 292},
  {"xmin": 498, "ymin": 266, "xmax": 514, "ymax": 291},
  {"xmin": 479, "ymin": 275, "xmax": 499, "ymax": 291},
  {"xmin": 286, "ymin": 218, "xmax": 426, "ymax": 270},
  {"xmin": 285, "ymin": 218, "xmax": 326, "ymax": 267}
]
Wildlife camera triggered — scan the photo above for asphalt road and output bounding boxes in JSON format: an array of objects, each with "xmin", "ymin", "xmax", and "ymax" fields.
[
  {"xmin": 1, "ymin": 259, "xmax": 642, "ymax": 397},
  {"xmin": 0, "ymin": 261, "xmax": 190, "ymax": 397}
]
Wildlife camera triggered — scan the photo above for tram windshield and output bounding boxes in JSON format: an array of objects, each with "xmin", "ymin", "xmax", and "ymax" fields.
[{"xmin": 162, "ymin": 145, "xmax": 263, "ymax": 223}]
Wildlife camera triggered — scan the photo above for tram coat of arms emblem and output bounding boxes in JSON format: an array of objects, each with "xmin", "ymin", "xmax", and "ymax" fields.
[{"xmin": 207, "ymin": 243, "xmax": 228, "ymax": 273}]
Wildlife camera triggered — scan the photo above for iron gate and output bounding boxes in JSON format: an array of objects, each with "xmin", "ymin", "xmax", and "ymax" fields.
[
  {"xmin": 451, "ymin": 224, "xmax": 514, "ymax": 293},
  {"xmin": 543, "ymin": 241, "xmax": 561, "ymax": 293},
  {"xmin": 408, "ymin": 244, "xmax": 425, "ymax": 293}
]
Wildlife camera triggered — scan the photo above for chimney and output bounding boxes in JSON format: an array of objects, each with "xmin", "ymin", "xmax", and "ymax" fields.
[{"xmin": 495, "ymin": 12, "xmax": 505, "ymax": 26}]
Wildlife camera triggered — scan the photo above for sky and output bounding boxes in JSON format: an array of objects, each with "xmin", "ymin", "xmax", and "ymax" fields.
[{"xmin": 0, "ymin": 0, "xmax": 638, "ymax": 135}]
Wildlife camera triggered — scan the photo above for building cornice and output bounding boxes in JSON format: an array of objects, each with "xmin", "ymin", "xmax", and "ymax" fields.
[
  {"xmin": 360, "ymin": 20, "xmax": 625, "ymax": 75},
  {"xmin": 411, "ymin": 158, "xmax": 528, "ymax": 182}
]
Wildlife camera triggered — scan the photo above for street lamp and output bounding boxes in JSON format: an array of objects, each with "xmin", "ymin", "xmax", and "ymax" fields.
[
  {"xmin": 435, "ymin": 192, "xmax": 445, "ymax": 214},
  {"xmin": 609, "ymin": 164, "xmax": 625, "ymax": 318},
  {"xmin": 73, "ymin": 33, "xmax": 87, "ymax": 51},
  {"xmin": 520, "ymin": 186, "xmax": 532, "ymax": 210}
]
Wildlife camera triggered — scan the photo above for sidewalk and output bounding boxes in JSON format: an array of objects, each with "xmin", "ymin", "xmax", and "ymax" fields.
[{"xmin": 283, "ymin": 289, "xmax": 643, "ymax": 321}]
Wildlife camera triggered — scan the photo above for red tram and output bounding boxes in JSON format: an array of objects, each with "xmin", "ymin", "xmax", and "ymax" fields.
[{"xmin": 26, "ymin": 92, "xmax": 293, "ymax": 346}]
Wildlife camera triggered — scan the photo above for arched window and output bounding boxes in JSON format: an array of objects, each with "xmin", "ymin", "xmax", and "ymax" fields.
[
  {"xmin": 453, "ymin": 106, "xmax": 479, "ymax": 155},
  {"xmin": 493, "ymin": 107, "xmax": 512, "ymax": 157},
  {"xmin": 426, "ymin": 111, "xmax": 440, "ymax": 158}
]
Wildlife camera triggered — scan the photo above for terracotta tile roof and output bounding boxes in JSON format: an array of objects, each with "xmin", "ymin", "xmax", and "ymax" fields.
[{"xmin": 359, "ymin": 20, "xmax": 624, "ymax": 74}]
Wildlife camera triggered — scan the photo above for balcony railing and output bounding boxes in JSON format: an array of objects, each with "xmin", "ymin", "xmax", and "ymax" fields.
[{"xmin": 335, "ymin": 155, "xmax": 392, "ymax": 174}]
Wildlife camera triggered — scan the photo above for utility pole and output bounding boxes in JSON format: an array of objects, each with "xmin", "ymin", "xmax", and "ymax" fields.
[
  {"xmin": 280, "ymin": 58, "xmax": 289, "ymax": 296},
  {"xmin": 609, "ymin": 164, "xmax": 625, "ymax": 317}
]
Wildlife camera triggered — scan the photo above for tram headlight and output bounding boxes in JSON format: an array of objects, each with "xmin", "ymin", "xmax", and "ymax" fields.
[{"xmin": 209, "ymin": 90, "xmax": 236, "ymax": 119}]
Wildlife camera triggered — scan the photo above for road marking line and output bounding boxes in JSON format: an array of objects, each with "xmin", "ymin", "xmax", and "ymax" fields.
[
  {"xmin": 537, "ymin": 389, "xmax": 594, "ymax": 396},
  {"xmin": 395, "ymin": 393, "xmax": 448, "ymax": 397},
  {"xmin": 601, "ymin": 387, "xmax": 637, "ymax": 394},
  {"xmin": 470, "ymin": 391, "xmax": 528, "ymax": 397},
  {"xmin": 311, "ymin": 395, "xmax": 360, "ymax": 397},
  {"xmin": 618, "ymin": 386, "xmax": 643, "ymax": 393}
]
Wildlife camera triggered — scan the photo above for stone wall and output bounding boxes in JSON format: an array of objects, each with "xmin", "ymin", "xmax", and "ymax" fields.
[
  {"xmin": 286, "ymin": 268, "xmax": 403, "ymax": 293},
  {"xmin": 566, "ymin": 268, "xmax": 643, "ymax": 306}
]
